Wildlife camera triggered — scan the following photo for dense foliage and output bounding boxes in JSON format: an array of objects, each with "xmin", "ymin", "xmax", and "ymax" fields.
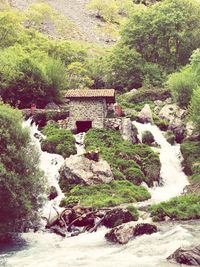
[
  {"xmin": 149, "ymin": 194, "xmax": 200, "ymax": 221},
  {"xmin": 0, "ymin": 103, "xmax": 45, "ymax": 238},
  {"xmin": 85, "ymin": 128, "xmax": 161, "ymax": 187},
  {"xmin": 60, "ymin": 180, "xmax": 150, "ymax": 208},
  {"xmin": 121, "ymin": 0, "xmax": 200, "ymax": 71},
  {"xmin": 41, "ymin": 123, "xmax": 76, "ymax": 158}
]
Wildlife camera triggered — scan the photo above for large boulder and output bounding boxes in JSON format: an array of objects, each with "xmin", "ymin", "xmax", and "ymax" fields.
[
  {"xmin": 121, "ymin": 118, "xmax": 138, "ymax": 144},
  {"xmin": 138, "ymin": 104, "xmax": 153, "ymax": 124},
  {"xmin": 105, "ymin": 222, "xmax": 158, "ymax": 244},
  {"xmin": 59, "ymin": 154, "xmax": 113, "ymax": 190},
  {"xmin": 159, "ymin": 104, "xmax": 178, "ymax": 123},
  {"xmin": 167, "ymin": 245, "xmax": 200, "ymax": 266},
  {"xmin": 102, "ymin": 208, "xmax": 136, "ymax": 228},
  {"xmin": 105, "ymin": 221, "xmax": 136, "ymax": 244}
]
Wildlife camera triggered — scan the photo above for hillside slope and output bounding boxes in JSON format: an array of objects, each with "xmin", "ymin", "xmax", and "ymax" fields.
[{"xmin": 9, "ymin": 0, "xmax": 115, "ymax": 45}]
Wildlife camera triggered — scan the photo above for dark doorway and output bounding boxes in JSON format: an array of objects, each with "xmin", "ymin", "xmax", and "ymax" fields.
[{"xmin": 76, "ymin": 121, "xmax": 92, "ymax": 133}]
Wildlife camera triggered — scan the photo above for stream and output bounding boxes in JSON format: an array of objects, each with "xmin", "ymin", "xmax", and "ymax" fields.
[{"xmin": 0, "ymin": 120, "xmax": 199, "ymax": 267}]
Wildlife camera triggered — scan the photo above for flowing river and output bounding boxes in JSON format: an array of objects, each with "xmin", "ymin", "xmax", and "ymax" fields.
[{"xmin": 0, "ymin": 120, "xmax": 199, "ymax": 267}]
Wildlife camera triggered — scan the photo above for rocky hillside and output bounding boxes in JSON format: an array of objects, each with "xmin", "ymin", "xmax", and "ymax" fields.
[{"xmin": 9, "ymin": 0, "xmax": 115, "ymax": 44}]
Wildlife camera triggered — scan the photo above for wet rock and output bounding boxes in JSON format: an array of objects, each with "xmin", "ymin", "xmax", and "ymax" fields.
[
  {"xmin": 142, "ymin": 131, "xmax": 155, "ymax": 145},
  {"xmin": 168, "ymin": 121, "xmax": 186, "ymax": 143},
  {"xmin": 137, "ymin": 104, "xmax": 153, "ymax": 124},
  {"xmin": 34, "ymin": 132, "xmax": 44, "ymax": 142},
  {"xmin": 84, "ymin": 150, "xmax": 99, "ymax": 162},
  {"xmin": 105, "ymin": 222, "xmax": 158, "ymax": 244},
  {"xmin": 167, "ymin": 245, "xmax": 200, "ymax": 266},
  {"xmin": 102, "ymin": 208, "xmax": 135, "ymax": 228},
  {"xmin": 105, "ymin": 221, "xmax": 136, "ymax": 244},
  {"xmin": 59, "ymin": 154, "xmax": 113, "ymax": 189},
  {"xmin": 134, "ymin": 223, "xmax": 158, "ymax": 236},
  {"xmin": 50, "ymin": 225, "xmax": 66, "ymax": 237},
  {"xmin": 164, "ymin": 130, "xmax": 175, "ymax": 145},
  {"xmin": 48, "ymin": 186, "xmax": 58, "ymax": 200}
]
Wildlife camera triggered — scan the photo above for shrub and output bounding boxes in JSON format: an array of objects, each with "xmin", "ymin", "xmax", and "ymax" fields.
[
  {"xmin": 60, "ymin": 180, "xmax": 151, "ymax": 208},
  {"xmin": 41, "ymin": 123, "xmax": 76, "ymax": 158},
  {"xmin": 167, "ymin": 66, "xmax": 197, "ymax": 107},
  {"xmin": 87, "ymin": 0, "xmax": 119, "ymax": 23},
  {"xmin": 149, "ymin": 194, "xmax": 200, "ymax": 221}
]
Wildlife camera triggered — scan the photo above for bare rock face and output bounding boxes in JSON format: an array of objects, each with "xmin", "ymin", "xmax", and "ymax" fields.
[
  {"xmin": 105, "ymin": 222, "xmax": 158, "ymax": 245},
  {"xmin": 102, "ymin": 208, "xmax": 136, "ymax": 228},
  {"xmin": 59, "ymin": 154, "xmax": 113, "ymax": 189},
  {"xmin": 167, "ymin": 245, "xmax": 200, "ymax": 266},
  {"xmin": 138, "ymin": 104, "xmax": 153, "ymax": 124}
]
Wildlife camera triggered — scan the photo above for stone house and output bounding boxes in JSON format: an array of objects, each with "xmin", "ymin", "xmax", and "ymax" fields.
[{"xmin": 65, "ymin": 89, "xmax": 115, "ymax": 133}]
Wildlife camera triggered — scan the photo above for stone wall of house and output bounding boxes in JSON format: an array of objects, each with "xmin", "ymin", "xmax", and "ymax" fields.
[{"xmin": 68, "ymin": 98, "xmax": 107, "ymax": 131}]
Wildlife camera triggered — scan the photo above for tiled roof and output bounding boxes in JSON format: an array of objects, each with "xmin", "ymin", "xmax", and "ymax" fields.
[{"xmin": 65, "ymin": 89, "xmax": 115, "ymax": 98}]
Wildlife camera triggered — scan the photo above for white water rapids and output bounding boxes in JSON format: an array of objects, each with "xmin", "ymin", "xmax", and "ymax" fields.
[
  {"xmin": 133, "ymin": 121, "xmax": 189, "ymax": 204},
  {"xmin": 1, "ymin": 120, "xmax": 199, "ymax": 267}
]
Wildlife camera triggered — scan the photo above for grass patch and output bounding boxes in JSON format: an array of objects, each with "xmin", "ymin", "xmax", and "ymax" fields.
[
  {"xmin": 180, "ymin": 141, "xmax": 200, "ymax": 176},
  {"xmin": 149, "ymin": 194, "xmax": 200, "ymax": 221},
  {"xmin": 126, "ymin": 205, "xmax": 139, "ymax": 220},
  {"xmin": 85, "ymin": 128, "xmax": 161, "ymax": 187},
  {"xmin": 41, "ymin": 122, "xmax": 76, "ymax": 158},
  {"xmin": 60, "ymin": 180, "xmax": 151, "ymax": 208}
]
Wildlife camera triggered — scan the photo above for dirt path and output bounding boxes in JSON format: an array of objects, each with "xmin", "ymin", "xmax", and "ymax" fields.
[{"xmin": 9, "ymin": 0, "xmax": 115, "ymax": 45}]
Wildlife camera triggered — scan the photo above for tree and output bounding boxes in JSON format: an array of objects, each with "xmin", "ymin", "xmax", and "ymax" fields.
[
  {"xmin": 87, "ymin": 0, "xmax": 119, "ymax": 22},
  {"xmin": 0, "ymin": 11, "xmax": 24, "ymax": 48},
  {"xmin": 108, "ymin": 45, "xmax": 144, "ymax": 90},
  {"xmin": 0, "ymin": 47, "xmax": 65, "ymax": 108},
  {"xmin": 190, "ymin": 86, "xmax": 200, "ymax": 131},
  {"xmin": 66, "ymin": 62, "xmax": 94, "ymax": 89},
  {"xmin": 167, "ymin": 66, "xmax": 197, "ymax": 107},
  {"xmin": 122, "ymin": 0, "xmax": 200, "ymax": 71},
  {"xmin": 0, "ymin": 103, "xmax": 45, "ymax": 240}
]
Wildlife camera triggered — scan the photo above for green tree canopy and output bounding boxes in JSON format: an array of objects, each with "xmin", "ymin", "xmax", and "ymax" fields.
[
  {"xmin": 122, "ymin": 0, "xmax": 200, "ymax": 71},
  {"xmin": 0, "ymin": 103, "xmax": 45, "ymax": 239}
]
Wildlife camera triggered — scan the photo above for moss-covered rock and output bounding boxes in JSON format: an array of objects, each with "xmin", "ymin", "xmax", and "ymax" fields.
[
  {"xmin": 85, "ymin": 128, "xmax": 161, "ymax": 187},
  {"xmin": 181, "ymin": 140, "xmax": 200, "ymax": 194},
  {"xmin": 142, "ymin": 131, "xmax": 155, "ymax": 145},
  {"xmin": 60, "ymin": 180, "xmax": 151, "ymax": 208},
  {"xmin": 149, "ymin": 194, "xmax": 200, "ymax": 221},
  {"xmin": 41, "ymin": 123, "xmax": 76, "ymax": 158},
  {"xmin": 181, "ymin": 141, "xmax": 200, "ymax": 176},
  {"xmin": 164, "ymin": 130, "xmax": 175, "ymax": 145}
]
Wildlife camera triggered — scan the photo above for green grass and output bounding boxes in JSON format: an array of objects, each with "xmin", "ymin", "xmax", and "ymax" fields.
[
  {"xmin": 60, "ymin": 180, "xmax": 151, "ymax": 208},
  {"xmin": 126, "ymin": 205, "xmax": 139, "ymax": 220},
  {"xmin": 84, "ymin": 128, "xmax": 161, "ymax": 187},
  {"xmin": 149, "ymin": 194, "xmax": 200, "ymax": 221},
  {"xmin": 180, "ymin": 141, "xmax": 200, "ymax": 176},
  {"xmin": 41, "ymin": 123, "xmax": 76, "ymax": 158}
]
